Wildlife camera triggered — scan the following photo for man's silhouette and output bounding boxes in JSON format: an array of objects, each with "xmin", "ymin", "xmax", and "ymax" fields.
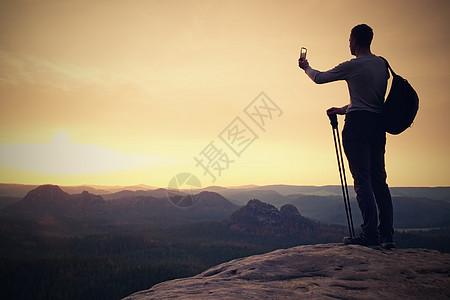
[{"xmin": 299, "ymin": 24, "xmax": 395, "ymax": 249}]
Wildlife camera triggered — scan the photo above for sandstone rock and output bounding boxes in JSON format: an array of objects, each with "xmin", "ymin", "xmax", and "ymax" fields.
[
  {"xmin": 123, "ymin": 243, "xmax": 450, "ymax": 300},
  {"xmin": 225, "ymin": 199, "xmax": 321, "ymax": 238},
  {"xmin": 280, "ymin": 204, "xmax": 301, "ymax": 218}
]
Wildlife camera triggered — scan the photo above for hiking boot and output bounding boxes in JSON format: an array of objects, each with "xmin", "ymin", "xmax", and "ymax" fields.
[
  {"xmin": 380, "ymin": 239, "xmax": 396, "ymax": 250},
  {"xmin": 343, "ymin": 233, "xmax": 380, "ymax": 248}
]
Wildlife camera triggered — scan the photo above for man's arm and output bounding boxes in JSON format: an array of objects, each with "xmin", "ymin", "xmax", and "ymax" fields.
[
  {"xmin": 305, "ymin": 63, "xmax": 350, "ymax": 84},
  {"xmin": 298, "ymin": 59, "xmax": 349, "ymax": 115},
  {"xmin": 299, "ymin": 59, "xmax": 351, "ymax": 84}
]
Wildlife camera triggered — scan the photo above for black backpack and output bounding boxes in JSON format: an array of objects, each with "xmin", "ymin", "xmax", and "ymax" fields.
[{"xmin": 380, "ymin": 57, "xmax": 419, "ymax": 135}]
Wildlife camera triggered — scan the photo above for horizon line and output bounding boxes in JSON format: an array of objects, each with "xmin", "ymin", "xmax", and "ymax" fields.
[{"xmin": 1, "ymin": 182, "xmax": 449, "ymax": 189}]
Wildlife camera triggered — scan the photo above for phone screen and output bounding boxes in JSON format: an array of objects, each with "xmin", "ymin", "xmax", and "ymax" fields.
[{"xmin": 300, "ymin": 47, "xmax": 307, "ymax": 61}]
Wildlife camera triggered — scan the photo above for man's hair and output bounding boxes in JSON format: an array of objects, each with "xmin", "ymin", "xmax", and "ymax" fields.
[{"xmin": 351, "ymin": 24, "xmax": 373, "ymax": 48}]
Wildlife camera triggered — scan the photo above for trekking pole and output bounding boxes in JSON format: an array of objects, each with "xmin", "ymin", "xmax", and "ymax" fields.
[{"xmin": 328, "ymin": 113, "xmax": 355, "ymax": 238}]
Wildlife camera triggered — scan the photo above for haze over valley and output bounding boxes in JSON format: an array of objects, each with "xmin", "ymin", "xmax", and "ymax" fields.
[{"xmin": 1, "ymin": 183, "xmax": 449, "ymax": 299}]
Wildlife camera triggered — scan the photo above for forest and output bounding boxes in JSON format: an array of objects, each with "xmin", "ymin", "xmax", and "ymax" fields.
[
  {"xmin": 1, "ymin": 217, "xmax": 450, "ymax": 300},
  {"xmin": 1, "ymin": 184, "xmax": 449, "ymax": 299}
]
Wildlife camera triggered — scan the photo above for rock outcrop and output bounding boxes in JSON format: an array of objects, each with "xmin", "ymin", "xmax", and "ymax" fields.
[
  {"xmin": 226, "ymin": 199, "xmax": 319, "ymax": 237},
  {"xmin": 123, "ymin": 243, "xmax": 450, "ymax": 300}
]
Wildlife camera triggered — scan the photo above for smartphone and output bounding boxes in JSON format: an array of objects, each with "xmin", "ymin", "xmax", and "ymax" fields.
[{"xmin": 300, "ymin": 47, "xmax": 307, "ymax": 61}]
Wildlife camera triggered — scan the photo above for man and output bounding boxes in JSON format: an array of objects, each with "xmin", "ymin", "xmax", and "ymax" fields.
[{"xmin": 298, "ymin": 24, "xmax": 395, "ymax": 249}]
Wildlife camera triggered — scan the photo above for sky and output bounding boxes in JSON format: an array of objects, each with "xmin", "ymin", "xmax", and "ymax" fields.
[{"xmin": 0, "ymin": 0, "xmax": 449, "ymax": 188}]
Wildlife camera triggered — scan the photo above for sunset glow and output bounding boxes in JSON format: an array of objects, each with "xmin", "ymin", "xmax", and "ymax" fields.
[{"xmin": 1, "ymin": 0, "xmax": 449, "ymax": 187}]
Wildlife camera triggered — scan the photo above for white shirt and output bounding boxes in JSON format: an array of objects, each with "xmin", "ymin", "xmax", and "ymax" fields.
[{"xmin": 305, "ymin": 54, "xmax": 389, "ymax": 114}]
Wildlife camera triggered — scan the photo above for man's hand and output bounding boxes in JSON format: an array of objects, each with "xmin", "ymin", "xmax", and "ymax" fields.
[
  {"xmin": 298, "ymin": 58, "xmax": 309, "ymax": 70},
  {"xmin": 327, "ymin": 107, "xmax": 346, "ymax": 115}
]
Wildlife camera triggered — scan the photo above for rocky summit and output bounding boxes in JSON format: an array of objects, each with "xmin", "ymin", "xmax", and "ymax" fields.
[
  {"xmin": 226, "ymin": 199, "xmax": 319, "ymax": 237},
  {"xmin": 123, "ymin": 243, "xmax": 450, "ymax": 300}
]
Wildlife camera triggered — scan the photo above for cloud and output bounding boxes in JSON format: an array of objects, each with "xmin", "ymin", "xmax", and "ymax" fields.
[
  {"xmin": 0, "ymin": 51, "xmax": 112, "ymax": 91},
  {"xmin": 0, "ymin": 132, "xmax": 165, "ymax": 175},
  {"xmin": 0, "ymin": 50, "xmax": 174, "ymax": 100}
]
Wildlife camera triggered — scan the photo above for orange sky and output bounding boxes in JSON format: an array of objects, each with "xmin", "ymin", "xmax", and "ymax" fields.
[{"xmin": 0, "ymin": 0, "xmax": 449, "ymax": 188}]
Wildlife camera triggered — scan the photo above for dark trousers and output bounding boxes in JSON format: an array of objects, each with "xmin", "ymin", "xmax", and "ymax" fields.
[{"xmin": 342, "ymin": 111, "xmax": 394, "ymax": 240}]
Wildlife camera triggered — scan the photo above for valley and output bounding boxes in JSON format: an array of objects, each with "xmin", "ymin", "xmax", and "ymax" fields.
[{"xmin": 0, "ymin": 184, "xmax": 449, "ymax": 300}]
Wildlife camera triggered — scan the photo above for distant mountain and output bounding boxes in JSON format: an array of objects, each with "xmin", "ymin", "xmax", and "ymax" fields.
[
  {"xmin": 22, "ymin": 184, "xmax": 71, "ymax": 204},
  {"xmin": 204, "ymin": 186, "xmax": 450, "ymax": 229},
  {"xmin": 253, "ymin": 185, "xmax": 349, "ymax": 197},
  {"xmin": 393, "ymin": 196, "xmax": 450, "ymax": 228},
  {"xmin": 2, "ymin": 183, "xmax": 449, "ymax": 205},
  {"xmin": 195, "ymin": 191, "xmax": 239, "ymax": 210},
  {"xmin": 205, "ymin": 188, "xmax": 291, "ymax": 206},
  {"xmin": 2, "ymin": 184, "xmax": 450, "ymax": 231},
  {"xmin": 0, "ymin": 183, "xmax": 158, "ymax": 198},
  {"xmin": 0, "ymin": 185, "xmax": 239, "ymax": 230},
  {"xmin": 287, "ymin": 195, "xmax": 361, "ymax": 226},
  {"xmin": 2, "ymin": 184, "xmax": 107, "ymax": 220},
  {"xmin": 103, "ymin": 188, "xmax": 170, "ymax": 200},
  {"xmin": 205, "ymin": 184, "xmax": 450, "ymax": 202},
  {"xmin": 289, "ymin": 195, "xmax": 450, "ymax": 229},
  {"xmin": 61, "ymin": 184, "xmax": 158, "ymax": 195},
  {"xmin": 389, "ymin": 187, "xmax": 450, "ymax": 202},
  {"xmin": 205, "ymin": 185, "xmax": 346, "ymax": 200},
  {"xmin": 0, "ymin": 183, "xmax": 39, "ymax": 198},
  {"xmin": 102, "ymin": 187, "xmax": 204, "ymax": 201}
]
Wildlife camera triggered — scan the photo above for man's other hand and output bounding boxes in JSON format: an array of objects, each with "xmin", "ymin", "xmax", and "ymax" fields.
[{"xmin": 327, "ymin": 107, "xmax": 346, "ymax": 115}]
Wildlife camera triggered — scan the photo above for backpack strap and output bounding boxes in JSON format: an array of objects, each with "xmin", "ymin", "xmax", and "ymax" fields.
[{"xmin": 380, "ymin": 56, "xmax": 397, "ymax": 77}]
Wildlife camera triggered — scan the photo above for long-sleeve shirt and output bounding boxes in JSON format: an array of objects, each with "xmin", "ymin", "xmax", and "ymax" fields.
[{"xmin": 305, "ymin": 54, "xmax": 389, "ymax": 114}]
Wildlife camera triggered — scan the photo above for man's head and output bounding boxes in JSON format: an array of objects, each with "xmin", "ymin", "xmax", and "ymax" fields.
[{"xmin": 349, "ymin": 24, "xmax": 373, "ymax": 56}]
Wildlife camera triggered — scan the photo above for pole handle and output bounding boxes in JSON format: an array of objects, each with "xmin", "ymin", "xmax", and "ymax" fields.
[{"xmin": 328, "ymin": 113, "xmax": 338, "ymax": 129}]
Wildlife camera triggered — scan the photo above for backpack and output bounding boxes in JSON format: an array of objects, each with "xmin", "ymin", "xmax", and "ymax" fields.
[{"xmin": 380, "ymin": 57, "xmax": 419, "ymax": 135}]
